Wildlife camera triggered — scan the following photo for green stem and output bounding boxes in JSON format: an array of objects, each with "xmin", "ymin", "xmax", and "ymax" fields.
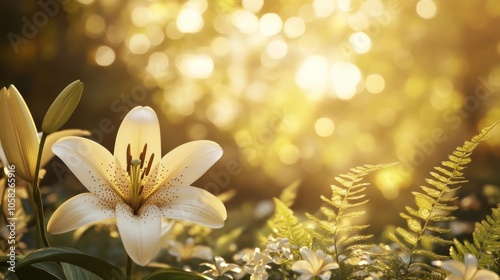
[
  {"xmin": 0, "ymin": 179, "xmax": 9, "ymax": 226},
  {"xmin": 33, "ymin": 133, "xmax": 50, "ymax": 247},
  {"xmin": 126, "ymin": 255, "xmax": 133, "ymax": 280}
]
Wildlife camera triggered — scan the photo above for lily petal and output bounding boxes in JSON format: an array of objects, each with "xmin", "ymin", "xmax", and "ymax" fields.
[
  {"xmin": 143, "ymin": 140, "xmax": 223, "ymax": 198},
  {"xmin": 0, "ymin": 142, "xmax": 7, "ymax": 167},
  {"xmin": 114, "ymin": 106, "xmax": 161, "ymax": 171},
  {"xmin": 464, "ymin": 254, "xmax": 478, "ymax": 280},
  {"xmin": 52, "ymin": 136, "xmax": 123, "ymax": 204},
  {"xmin": 301, "ymin": 248, "xmax": 321, "ymax": 273},
  {"xmin": 149, "ymin": 185, "xmax": 226, "ymax": 228},
  {"xmin": 47, "ymin": 193, "xmax": 115, "ymax": 234},
  {"xmin": 292, "ymin": 260, "xmax": 314, "ymax": 275},
  {"xmin": 0, "ymin": 85, "xmax": 39, "ymax": 182},
  {"xmin": 474, "ymin": 269, "xmax": 500, "ymax": 279},
  {"xmin": 116, "ymin": 202, "xmax": 162, "ymax": 266},
  {"xmin": 41, "ymin": 129, "xmax": 91, "ymax": 167},
  {"xmin": 433, "ymin": 260, "xmax": 465, "ymax": 277}
]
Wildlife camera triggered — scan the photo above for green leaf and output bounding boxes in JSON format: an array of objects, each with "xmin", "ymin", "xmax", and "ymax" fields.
[
  {"xmin": 142, "ymin": 268, "xmax": 212, "ymax": 280},
  {"xmin": 10, "ymin": 247, "xmax": 124, "ymax": 280},
  {"xmin": 421, "ymin": 235, "xmax": 453, "ymax": 246},
  {"xmin": 400, "ymin": 213, "xmax": 422, "ymax": 233},
  {"xmin": 62, "ymin": 263, "xmax": 102, "ymax": 280},
  {"xmin": 387, "ymin": 231, "xmax": 410, "ymax": 252},
  {"xmin": 32, "ymin": 262, "xmax": 67, "ymax": 279},
  {"xmin": 396, "ymin": 227, "xmax": 418, "ymax": 245}
]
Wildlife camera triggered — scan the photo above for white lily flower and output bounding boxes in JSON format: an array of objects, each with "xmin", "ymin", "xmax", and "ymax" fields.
[
  {"xmin": 292, "ymin": 247, "xmax": 339, "ymax": 280},
  {"xmin": 47, "ymin": 106, "xmax": 227, "ymax": 266},
  {"xmin": 433, "ymin": 254, "xmax": 499, "ymax": 280}
]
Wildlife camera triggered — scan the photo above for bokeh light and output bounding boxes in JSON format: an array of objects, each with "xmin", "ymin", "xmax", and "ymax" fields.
[
  {"xmin": 315, "ymin": 118, "xmax": 335, "ymax": 137},
  {"xmin": 94, "ymin": 45, "xmax": 116, "ymax": 66},
  {"xmin": 2, "ymin": 0, "xmax": 500, "ymax": 236}
]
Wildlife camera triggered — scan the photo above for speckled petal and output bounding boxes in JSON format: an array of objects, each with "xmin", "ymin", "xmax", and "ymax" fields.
[
  {"xmin": 52, "ymin": 136, "xmax": 123, "ymax": 204},
  {"xmin": 113, "ymin": 106, "xmax": 161, "ymax": 172},
  {"xmin": 148, "ymin": 185, "xmax": 226, "ymax": 228},
  {"xmin": 47, "ymin": 193, "xmax": 115, "ymax": 234},
  {"xmin": 142, "ymin": 140, "xmax": 223, "ymax": 198},
  {"xmin": 116, "ymin": 202, "xmax": 162, "ymax": 266}
]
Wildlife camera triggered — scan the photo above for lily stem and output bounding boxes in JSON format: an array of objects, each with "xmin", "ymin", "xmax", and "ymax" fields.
[
  {"xmin": 33, "ymin": 132, "xmax": 50, "ymax": 247},
  {"xmin": 126, "ymin": 255, "xmax": 133, "ymax": 280}
]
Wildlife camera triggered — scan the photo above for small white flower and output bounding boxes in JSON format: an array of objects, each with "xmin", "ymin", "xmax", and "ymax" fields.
[
  {"xmin": 265, "ymin": 236, "xmax": 294, "ymax": 264},
  {"xmin": 292, "ymin": 247, "xmax": 339, "ymax": 280},
  {"xmin": 432, "ymin": 254, "xmax": 499, "ymax": 280},
  {"xmin": 242, "ymin": 248, "xmax": 273, "ymax": 280},
  {"xmin": 201, "ymin": 256, "xmax": 241, "ymax": 279},
  {"xmin": 168, "ymin": 237, "xmax": 213, "ymax": 263}
]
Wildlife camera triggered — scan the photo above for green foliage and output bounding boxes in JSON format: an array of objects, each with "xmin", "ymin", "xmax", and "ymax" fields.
[
  {"xmin": 260, "ymin": 180, "xmax": 310, "ymax": 249},
  {"xmin": 0, "ymin": 247, "xmax": 124, "ymax": 280},
  {"xmin": 306, "ymin": 163, "xmax": 396, "ymax": 262},
  {"xmin": 267, "ymin": 197, "xmax": 312, "ymax": 250},
  {"xmin": 389, "ymin": 121, "xmax": 499, "ymax": 277},
  {"xmin": 142, "ymin": 268, "xmax": 212, "ymax": 280},
  {"xmin": 451, "ymin": 204, "xmax": 500, "ymax": 272}
]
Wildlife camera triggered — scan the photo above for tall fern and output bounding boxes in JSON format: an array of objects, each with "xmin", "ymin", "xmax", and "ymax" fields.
[
  {"xmin": 389, "ymin": 121, "xmax": 499, "ymax": 278},
  {"xmin": 306, "ymin": 163, "xmax": 396, "ymax": 263},
  {"xmin": 451, "ymin": 204, "xmax": 500, "ymax": 272}
]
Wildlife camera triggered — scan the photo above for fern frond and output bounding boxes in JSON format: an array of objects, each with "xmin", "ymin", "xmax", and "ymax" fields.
[
  {"xmin": 391, "ymin": 121, "xmax": 499, "ymax": 277},
  {"xmin": 307, "ymin": 163, "xmax": 397, "ymax": 262},
  {"xmin": 279, "ymin": 180, "xmax": 301, "ymax": 208},
  {"xmin": 451, "ymin": 204, "xmax": 500, "ymax": 272},
  {"xmin": 258, "ymin": 180, "xmax": 302, "ymax": 246},
  {"xmin": 267, "ymin": 198, "xmax": 312, "ymax": 250}
]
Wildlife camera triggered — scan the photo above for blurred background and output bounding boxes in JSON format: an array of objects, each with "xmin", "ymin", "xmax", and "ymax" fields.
[{"xmin": 1, "ymin": 0, "xmax": 500, "ymax": 247}]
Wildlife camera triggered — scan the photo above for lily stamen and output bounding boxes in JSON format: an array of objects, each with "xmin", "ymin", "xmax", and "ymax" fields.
[
  {"xmin": 126, "ymin": 144, "xmax": 132, "ymax": 174},
  {"xmin": 141, "ymin": 153, "xmax": 155, "ymax": 180},
  {"xmin": 139, "ymin": 144, "xmax": 147, "ymax": 169}
]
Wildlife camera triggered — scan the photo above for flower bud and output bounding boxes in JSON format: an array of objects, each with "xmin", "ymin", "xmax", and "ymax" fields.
[
  {"xmin": 0, "ymin": 85, "xmax": 39, "ymax": 182},
  {"xmin": 42, "ymin": 80, "xmax": 83, "ymax": 134}
]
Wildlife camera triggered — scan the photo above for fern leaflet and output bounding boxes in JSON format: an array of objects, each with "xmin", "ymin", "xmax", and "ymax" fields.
[
  {"xmin": 306, "ymin": 163, "xmax": 397, "ymax": 263},
  {"xmin": 267, "ymin": 197, "xmax": 312, "ymax": 250},
  {"xmin": 451, "ymin": 204, "xmax": 500, "ymax": 272},
  {"xmin": 389, "ymin": 121, "xmax": 499, "ymax": 277}
]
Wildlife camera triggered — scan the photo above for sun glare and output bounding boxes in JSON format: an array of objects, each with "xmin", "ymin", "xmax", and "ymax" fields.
[{"xmin": 72, "ymin": 0, "xmax": 499, "ymax": 201}]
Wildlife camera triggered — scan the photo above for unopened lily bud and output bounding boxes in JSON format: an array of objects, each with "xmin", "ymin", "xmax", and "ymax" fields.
[
  {"xmin": 0, "ymin": 85, "xmax": 39, "ymax": 182},
  {"xmin": 42, "ymin": 80, "xmax": 83, "ymax": 134}
]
